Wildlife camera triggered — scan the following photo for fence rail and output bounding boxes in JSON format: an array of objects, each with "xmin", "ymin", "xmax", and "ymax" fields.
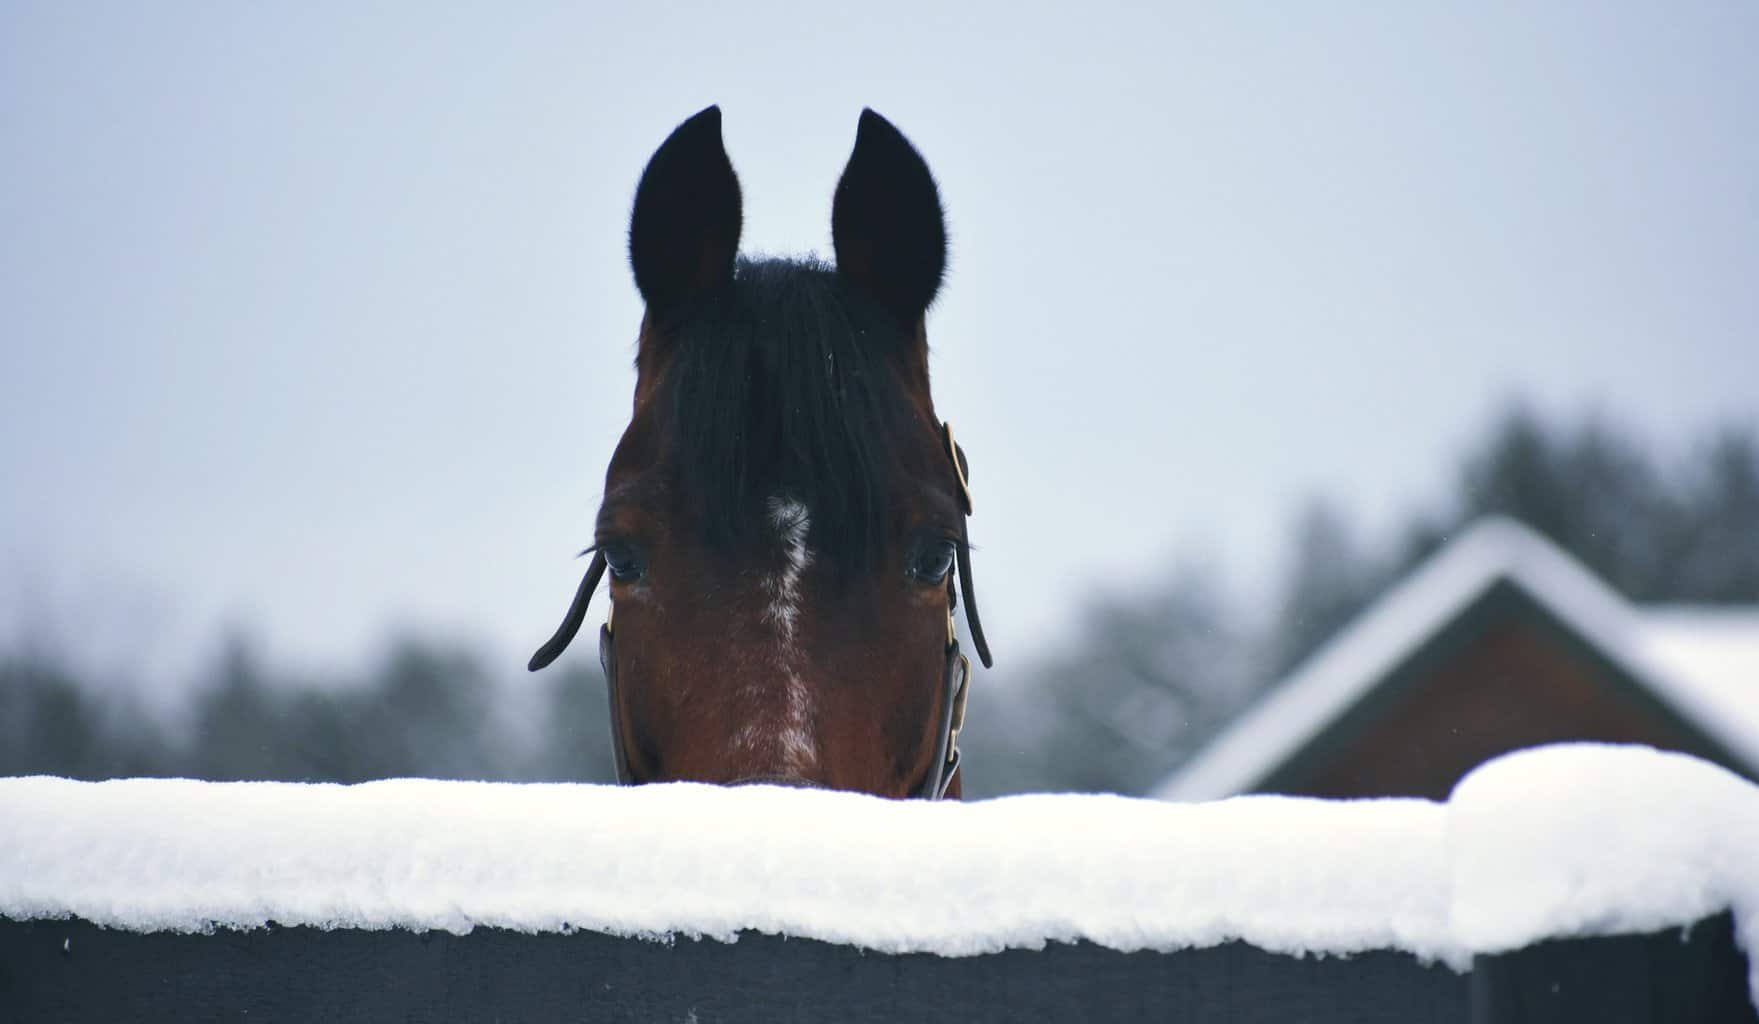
[
  {"xmin": 5, "ymin": 746, "xmax": 1756, "ymax": 1022},
  {"xmin": 2, "ymin": 913, "xmax": 1750, "ymax": 1023}
]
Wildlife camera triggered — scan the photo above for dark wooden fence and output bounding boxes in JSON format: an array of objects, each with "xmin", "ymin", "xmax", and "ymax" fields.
[{"xmin": 2, "ymin": 912, "xmax": 1750, "ymax": 1023}]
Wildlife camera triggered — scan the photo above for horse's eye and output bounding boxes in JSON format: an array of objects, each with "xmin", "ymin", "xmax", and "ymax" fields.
[
  {"xmin": 909, "ymin": 540, "xmax": 957, "ymax": 585},
  {"xmin": 601, "ymin": 542, "xmax": 645, "ymax": 583}
]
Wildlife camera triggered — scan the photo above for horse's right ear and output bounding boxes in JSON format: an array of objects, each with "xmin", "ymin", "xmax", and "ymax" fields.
[{"xmin": 628, "ymin": 106, "xmax": 742, "ymax": 310}]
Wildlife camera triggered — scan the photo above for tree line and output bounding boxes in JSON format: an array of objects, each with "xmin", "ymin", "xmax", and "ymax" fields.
[
  {"xmin": 960, "ymin": 405, "xmax": 1759, "ymax": 796},
  {"xmin": 5, "ymin": 403, "xmax": 1756, "ymax": 794},
  {"xmin": 1, "ymin": 639, "xmax": 619, "ymax": 785}
]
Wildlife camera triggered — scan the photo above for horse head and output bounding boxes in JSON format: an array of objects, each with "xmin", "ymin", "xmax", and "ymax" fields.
[{"xmin": 531, "ymin": 107, "xmax": 990, "ymax": 799}]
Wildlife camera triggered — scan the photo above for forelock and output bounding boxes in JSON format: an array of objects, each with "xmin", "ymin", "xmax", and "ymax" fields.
[{"xmin": 656, "ymin": 257, "xmax": 913, "ymax": 571}]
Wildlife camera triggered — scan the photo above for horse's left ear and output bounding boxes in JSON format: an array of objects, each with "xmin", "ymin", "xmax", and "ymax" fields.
[{"xmin": 832, "ymin": 109, "xmax": 947, "ymax": 323}]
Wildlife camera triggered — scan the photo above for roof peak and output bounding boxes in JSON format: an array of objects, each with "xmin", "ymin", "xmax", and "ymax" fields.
[{"xmin": 1153, "ymin": 516, "xmax": 1759, "ymax": 802}]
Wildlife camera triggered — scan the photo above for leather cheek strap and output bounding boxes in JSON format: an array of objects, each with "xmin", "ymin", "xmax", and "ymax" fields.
[
  {"xmin": 916, "ymin": 639, "xmax": 970, "ymax": 800},
  {"xmin": 599, "ymin": 623, "xmax": 635, "ymax": 786},
  {"xmin": 942, "ymin": 424, "xmax": 992, "ymax": 671},
  {"xmin": 955, "ymin": 513, "xmax": 992, "ymax": 670}
]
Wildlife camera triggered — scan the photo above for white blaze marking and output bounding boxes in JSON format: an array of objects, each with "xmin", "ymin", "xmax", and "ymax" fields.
[
  {"xmin": 764, "ymin": 497, "xmax": 813, "ymax": 643},
  {"xmin": 763, "ymin": 497, "xmax": 816, "ymax": 770},
  {"xmin": 778, "ymin": 669, "xmax": 817, "ymax": 767}
]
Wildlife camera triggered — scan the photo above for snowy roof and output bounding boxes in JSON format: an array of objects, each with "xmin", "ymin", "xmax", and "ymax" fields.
[
  {"xmin": 1640, "ymin": 606, "xmax": 1759, "ymax": 760},
  {"xmin": 2, "ymin": 744, "xmax": 1757, "ymax": 1000},
  {"xmin": 1152, "ymin": 517, "xmax": 1759, "ymax": 802}
]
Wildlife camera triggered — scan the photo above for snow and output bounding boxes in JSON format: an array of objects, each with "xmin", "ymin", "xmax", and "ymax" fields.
[
  {"xmin": 1640, "ymin": 607, "xmax": 1759, "ymax": 763},
  {"xmin": 0, "ymin": 771, "xmax": 1452, "ymax": 961},
  {"xmin": 1449, "ymin": 746, "xmax": 1759, "ymax": 954},
  {"xmin": 1154, "ymin": 518, "xmax": 1759, "ymax": 802},
  {"xmin": 1450, "ymin": 745, "xmax": 1759, "ymax": 1005},
  {"xmin": 3, "ymin": 743, "xmax": 1756, "ymax": 1003}
]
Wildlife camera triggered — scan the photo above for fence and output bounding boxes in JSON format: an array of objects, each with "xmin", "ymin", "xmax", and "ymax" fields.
[
  {"xmin": 1, "ymin": 912, "xmax": 1753, "ymax": 1022},
  {"xmin": 2, "ymin": 744, "xmax": 1755, "ymax": 1022}
]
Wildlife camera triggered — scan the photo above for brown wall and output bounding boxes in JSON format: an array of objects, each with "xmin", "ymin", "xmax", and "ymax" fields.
[{"xmin": 1273, "ymin": 613, "xmax": 1739, "ymax": 801}]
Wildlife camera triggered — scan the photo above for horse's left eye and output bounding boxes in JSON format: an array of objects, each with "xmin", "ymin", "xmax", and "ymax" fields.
[{"xmin": 909, "ymin": 540, "xmax": 957, "ymax": 584}]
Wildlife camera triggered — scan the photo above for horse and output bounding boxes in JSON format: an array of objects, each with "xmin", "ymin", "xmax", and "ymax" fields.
[{"xmin": 529, "ymin": 107, "xmax": 991, "ymax": 799}]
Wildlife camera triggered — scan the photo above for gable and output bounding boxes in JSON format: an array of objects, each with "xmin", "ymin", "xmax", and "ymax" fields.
[
  {"xmin": 1155, "ymin": 519, "xmax": 1759, "ymax": 802},
  {"xmin": 1259, "ymin": 582, "xmax": 1756, "ymax": 799}
]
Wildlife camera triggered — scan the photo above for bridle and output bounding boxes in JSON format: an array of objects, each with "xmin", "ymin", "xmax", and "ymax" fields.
[
  {"xmin": 914, "ymin": 421, "xmax": 992, "ymax": 798},
  {"xmin": 528, "ymin": 421, "xmax": 993, "ymax": 800}
]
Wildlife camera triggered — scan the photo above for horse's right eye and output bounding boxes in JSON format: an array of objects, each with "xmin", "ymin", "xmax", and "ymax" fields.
[{"xmin": 601, "ymin": 542, "xmax": 645, "ymax": 583}]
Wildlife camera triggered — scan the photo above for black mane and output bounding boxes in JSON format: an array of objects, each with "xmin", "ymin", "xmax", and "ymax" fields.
[{"xmin": 659, "ymin": 256, "xmax": 913, "ymax": 571}]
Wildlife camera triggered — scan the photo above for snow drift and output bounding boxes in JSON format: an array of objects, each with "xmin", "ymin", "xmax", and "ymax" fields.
[{"xmin": 2, "ymin": 743, "xmax": 1755, "ymax": 998}]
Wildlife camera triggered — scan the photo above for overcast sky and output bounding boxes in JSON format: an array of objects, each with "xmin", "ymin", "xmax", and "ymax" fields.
[{"xmin": 3, "ymin": 2, "xmax": 1755, "ymax": 695}]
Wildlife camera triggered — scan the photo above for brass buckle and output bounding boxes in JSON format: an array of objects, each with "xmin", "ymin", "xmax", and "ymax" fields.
[
  {"xmin": 605, "ymin": 601, "xmax": 615, "ymax": 636},
  {"xmin": 946, "ymin": 607, "xmax": 956, "ymax": 647},
  {"xmin": 943, "ymin": 422, "xmax": 973, "ymax": 515},
  {"xmin": 947, "ymin": 653, "xmax": 970, "ymax": 765}
]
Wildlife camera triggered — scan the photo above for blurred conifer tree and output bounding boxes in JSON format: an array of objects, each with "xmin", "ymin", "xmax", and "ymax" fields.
[{"xmin": 4, "ymin": 405, "xmax": 1756, "ymax": 792}]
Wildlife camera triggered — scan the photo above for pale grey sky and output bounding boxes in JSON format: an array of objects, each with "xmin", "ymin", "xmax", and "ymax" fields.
[{"xmin": 2, "ymin": 2, "xmax": 1755, "ymax": 693}]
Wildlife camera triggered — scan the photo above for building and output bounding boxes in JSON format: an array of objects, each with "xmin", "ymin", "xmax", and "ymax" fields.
[{"xmin": 1153, "ymin": 518, "xmax": 1759, "ymax": 801}]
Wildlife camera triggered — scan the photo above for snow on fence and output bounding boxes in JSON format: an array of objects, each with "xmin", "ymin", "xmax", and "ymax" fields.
[{"xmin": 2, "ymin": 744, "xmax": 1755, "ymax": 1022}]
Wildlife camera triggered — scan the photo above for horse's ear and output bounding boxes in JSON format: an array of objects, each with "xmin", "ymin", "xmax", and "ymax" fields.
[
  {"xmin": 832, "ymin": 109, "xmax": 947, "ymax": 323},
  {"xmin": 628, "ymin": 106, "xmax": 742, "ymax": 310}
]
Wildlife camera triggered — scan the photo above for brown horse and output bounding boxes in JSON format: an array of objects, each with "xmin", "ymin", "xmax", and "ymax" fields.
[{"xmin": 529, "ymin": 107, "xmax": 990, "ymax": 799}]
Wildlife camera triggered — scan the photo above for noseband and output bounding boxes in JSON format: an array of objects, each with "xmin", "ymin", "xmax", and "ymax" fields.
[{"xmin": 529, "ymin": 421, "xmax": 993, "ymax": 800}]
